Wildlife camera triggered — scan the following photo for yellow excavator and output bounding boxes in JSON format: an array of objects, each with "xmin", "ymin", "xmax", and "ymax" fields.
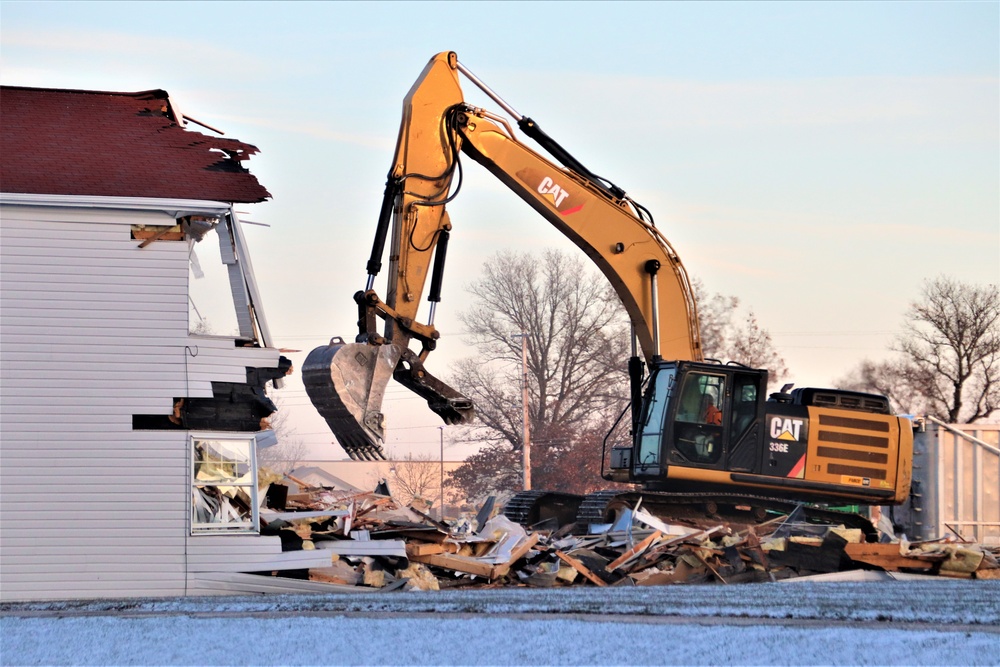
[{"xmin": 304, "ymin": 52, "xmax": 912, "ymax": 536}]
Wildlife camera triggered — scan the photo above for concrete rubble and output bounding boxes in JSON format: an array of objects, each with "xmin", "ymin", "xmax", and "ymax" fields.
[{"xmin": 258, "ymin": 479, "xmax": 1000, "ymax": 591}]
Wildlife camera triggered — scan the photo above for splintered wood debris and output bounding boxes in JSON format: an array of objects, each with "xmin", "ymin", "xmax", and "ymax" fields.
[{"xmin": 255, "ymin": 481, "xmax": 1000, "ymax": 591}]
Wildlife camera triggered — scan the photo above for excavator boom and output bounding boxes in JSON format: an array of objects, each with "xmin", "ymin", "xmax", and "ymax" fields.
[{"xmin": 305, "ymin": 52, "xmax": 702, "ymax": 459}]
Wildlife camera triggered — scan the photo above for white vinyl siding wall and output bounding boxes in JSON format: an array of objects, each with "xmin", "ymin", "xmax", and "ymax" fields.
[{"xmin": 0, "ymin": 201, "xmax": 295, "ymax": 601}]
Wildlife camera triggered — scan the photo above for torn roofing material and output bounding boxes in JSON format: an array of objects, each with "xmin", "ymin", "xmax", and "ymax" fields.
[{"xmin": 0, "ymin": 86, "xmax": 271, "ymax": 203}]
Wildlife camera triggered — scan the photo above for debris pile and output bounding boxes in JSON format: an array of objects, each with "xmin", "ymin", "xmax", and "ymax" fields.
[{"xmin": 259, "ymin": 481, "xmax": 1000, "ymax": 590}]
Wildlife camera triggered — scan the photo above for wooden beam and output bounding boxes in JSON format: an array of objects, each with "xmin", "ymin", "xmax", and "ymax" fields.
[
  {"xmin": 844, "ymin": 543, "xmax": 935, "ymax": 571},
  {"xmin": 410, "ymin": 532, "xmax": 541, "ymax": 580},
  {"xmin": 555, "ymin": 551, "xmax": 607, "ymax": 587},
  {"xmin": 606, "ymin": 531, "xmax": 663, "ymax": 572},
  {"xmin": 693, "ymin": 552, "xmax": 727, "ymax": 584},
  {"xmin": 135, "ymin": 226, "xmax": 183, "ymax": 247},
  {"xmin": 405, "ymin": 542, "xmax": 446, "ymax": 557},
  {"xmin": 408, "ymin": 552, "xmax": 496, "ymax": 578},
  {"xmin": 492, "ymin": 532, "xmax": 541, "ymax": 578}
]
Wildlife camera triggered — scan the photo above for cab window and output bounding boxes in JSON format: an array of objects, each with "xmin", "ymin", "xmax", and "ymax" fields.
[
  {"xmin": 635, "ymin": 369, "xmax": 675, "ymax": 470},
  {"xmin": 673, "ymin": 372, "xmax": 726, "ymax": 464},
  {"xmin": 730, "ymin": 376, "xmax": 758, "ymax": 438}
]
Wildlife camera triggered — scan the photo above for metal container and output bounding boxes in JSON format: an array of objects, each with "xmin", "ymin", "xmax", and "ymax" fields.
[{"xmin": 896, "ymin": 419, "xmax": 999, "ymax": 545}]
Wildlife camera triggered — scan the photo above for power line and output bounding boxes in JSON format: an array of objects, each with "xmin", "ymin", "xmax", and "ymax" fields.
[
  {"xmin": 269, "ymin": 332, "xmax": 465, "ymax": 342},
  {"xmin": 772, "ymin": 330, "xmax": 899, "ymax": 337}
]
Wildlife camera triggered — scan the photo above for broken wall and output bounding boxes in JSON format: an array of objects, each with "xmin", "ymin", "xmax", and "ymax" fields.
[{"xmin": 0, "ymin": 201, "xmax": 291, "ymax": 601}]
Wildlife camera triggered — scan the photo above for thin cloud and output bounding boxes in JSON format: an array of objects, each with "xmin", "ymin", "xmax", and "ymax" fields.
[
  {"xmin": 206, "ymin": 112, "xmax": 395, "ymax": 151},
  {"xmin": 675, "ymin": 200, "xmax": 996, "ymax": 245},
  {"xmin": 2, "ymin": 29, "xmax": 281, "ymax": 79},
  {"xmin": 517, "ymin": 72, "xmax": 998, "ymax": 143}
]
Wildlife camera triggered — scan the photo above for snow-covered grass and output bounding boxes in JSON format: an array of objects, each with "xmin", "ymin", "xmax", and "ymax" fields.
[
  {"xmin": 2, "ymin": 615, "xmax": 997, "ymax": 666},
  {"xmin": 2, "ymin": 581, "xmax": 998, "ymax": 666},
  {"xmin": 5, "ymin": 581, "xmax": 998, "ymax": 624}
]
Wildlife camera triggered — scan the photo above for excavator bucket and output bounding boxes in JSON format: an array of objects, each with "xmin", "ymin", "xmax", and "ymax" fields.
[
  {"xmin": 392, "ymin": 347, "xmax": 475, "ymax": 426},
  {"xmin": 303, "ymin": 337, "xmax": 402, "ymax": 460},
  {"xmin": 304, "ymin": 337, "xmax": 477, "ymax": 461}
]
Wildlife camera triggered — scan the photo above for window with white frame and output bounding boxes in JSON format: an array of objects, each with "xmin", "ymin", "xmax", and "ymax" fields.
[{"xmin": 191, "ymin": 436, "xmax": 259, "ymax": 533}]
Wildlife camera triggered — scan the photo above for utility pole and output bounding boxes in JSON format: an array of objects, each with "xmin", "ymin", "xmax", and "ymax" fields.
[
  {"xmin": 512, "ymin": 331, "xmax": 531, "ymax": 491},
  {"xmin": 438, "ymin": 425, "xmax": 445, "ymax": 521}
]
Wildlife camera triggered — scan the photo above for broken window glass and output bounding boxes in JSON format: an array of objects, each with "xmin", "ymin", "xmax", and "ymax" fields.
[
  {"xmin": 191, "ymin": 436, "xmax": 258, "ymax": 533},
  {"xmin": 188, "ymin": 223, "xmax": 244, "ymax": 337}
]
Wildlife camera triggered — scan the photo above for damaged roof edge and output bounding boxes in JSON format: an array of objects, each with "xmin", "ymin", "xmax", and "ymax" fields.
[
  {"xmin": 0, "ymin": 85, "xmax": 170, "ymax": 99},
  {"xmin": 1, "ymin": 86, "xmax": 271, "ymax": 203}
]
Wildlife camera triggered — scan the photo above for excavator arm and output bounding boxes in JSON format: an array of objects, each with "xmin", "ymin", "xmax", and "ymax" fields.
[{"xmin": 305, "ymin": 51, "xmax": 702, "ymax": 460}]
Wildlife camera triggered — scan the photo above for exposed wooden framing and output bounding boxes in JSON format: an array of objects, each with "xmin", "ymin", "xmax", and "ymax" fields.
[{"xmin": 134, "ymin": 225, "xmax": 184, "ymax": 247}]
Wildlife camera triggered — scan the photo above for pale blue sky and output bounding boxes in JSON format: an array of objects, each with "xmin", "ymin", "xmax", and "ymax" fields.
[{"xmin": 3, "ymin": 2, "xmax": 997, "ymax": 459}]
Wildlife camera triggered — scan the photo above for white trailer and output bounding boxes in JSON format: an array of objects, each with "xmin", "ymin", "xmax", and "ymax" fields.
[{"xmin": 895, "ymin": 419, "xmax": 999, "ymax": 545}]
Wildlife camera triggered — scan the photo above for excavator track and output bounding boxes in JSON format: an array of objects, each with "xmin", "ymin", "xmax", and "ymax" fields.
[
  {"xmin": 503, "ymin": 490, "xmax": 585, "ymax": 529},
  {"xmin": 575, "ymin": 490, "xmax": 878, "ymax": 541},
  {"xmin": 503, "ymin": 489, "xmax": 877, "ymax": 541}
]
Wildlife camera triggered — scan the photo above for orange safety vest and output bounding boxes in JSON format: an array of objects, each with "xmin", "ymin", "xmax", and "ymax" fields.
[{"xmin": 704, "ymin": 404, "xmax": 722, "ymax": 425}]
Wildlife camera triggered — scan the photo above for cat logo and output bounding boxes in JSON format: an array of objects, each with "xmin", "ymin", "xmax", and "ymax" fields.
[
  {"xmin": 516, "ymin": 168, "xmax": 584, "ymax": 215},
  {"xmin": 537, "ymin": 176, "xmax": 571, "ymax": 207},
  {"xmin": 770, "ymin": 417, "xmax": 804, "ymax": 441}
]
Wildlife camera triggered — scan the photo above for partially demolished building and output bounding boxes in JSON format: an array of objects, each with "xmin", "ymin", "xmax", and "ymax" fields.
[
  {"xmin": 3, "ymin": 87, "xmax": 997, "ymax": 603},
  {"xmin": 0, "ymin": 87, "xmax": 326, "ymax": 601}
]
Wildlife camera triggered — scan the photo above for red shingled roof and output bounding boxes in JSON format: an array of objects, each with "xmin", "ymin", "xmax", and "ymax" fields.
[{"xmin": 1, "ymin": 86, "xmax": 271, "ymax": 203}]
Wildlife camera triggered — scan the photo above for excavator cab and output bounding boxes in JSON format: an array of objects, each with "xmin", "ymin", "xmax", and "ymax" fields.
[
  {"xmin": 623, "ymin": 362, "xmax": 767, "ymax": 483},
  {"xmin": 610, "ymin": 360, "xmax": 912, "ymax": 508}
]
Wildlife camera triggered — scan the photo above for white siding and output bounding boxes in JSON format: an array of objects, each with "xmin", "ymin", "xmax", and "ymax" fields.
[
  {"xmin": 0, "ymin": 203, "xmax": 288, "ymax": 602},
  {"xmin": 188, "ymin": 572, "xmax": 373, "ymax": 596}
]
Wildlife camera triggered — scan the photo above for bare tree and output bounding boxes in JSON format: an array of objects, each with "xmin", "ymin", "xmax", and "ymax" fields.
[
  {"xmin": 896, "ymin": 277, "xmax": 999, "ymax": 422},
  {"xmin": 727, "ymin": 310, "xmax": 789, "ymax": 388},
  {"xmin": 691, "ymin": 278, "xmax": 739, "ymax": 360},
  {"xmin": 379, "ymin": 453, "xmax": 441, "ymax": 507},
  {"xmin": 836, "ymin": 358, "xmax": 932, "ymax": 416},
  {"xmin": 256, "ymin": 395, "xmax": 309, "ymax": 475},
  {"xmin": 691, "ymin": 279, "xmax": 788, "ymax": 387},
  {"xmin": 256, "ymin": 440, "xmax": 309, "ymax": 476},
  {"xmin": 448, "ymin": 249, "xmax": 631, "ymax": 498},
  {"xmin": 446, "ymin": 444, "xmax": 521, "ymax": 510},
  {"xmin": 836, "ymin": 277, "xmax": 999, "ymax": 423},
  {"xmin": 189, "ymin": 317, "xmax": 215, "ymax": 335}
]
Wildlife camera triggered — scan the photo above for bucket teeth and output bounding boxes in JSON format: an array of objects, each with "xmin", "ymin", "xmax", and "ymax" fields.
[
  {"xmin": 303, "ymin": 339, "xmax": 402, "ymax": 460},
  {"xmin": 304, "ymin": 337, "xmax": 476, "ymax": 460}
]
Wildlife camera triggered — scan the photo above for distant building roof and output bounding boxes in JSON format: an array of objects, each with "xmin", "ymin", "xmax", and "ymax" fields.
[
  {"xmin": 289, "ymin": 467, "xmax": 361, "ymax": 493},
  {"xmin": 1, "ymin": 86, "xmax": 271, "ymax": 203}
]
